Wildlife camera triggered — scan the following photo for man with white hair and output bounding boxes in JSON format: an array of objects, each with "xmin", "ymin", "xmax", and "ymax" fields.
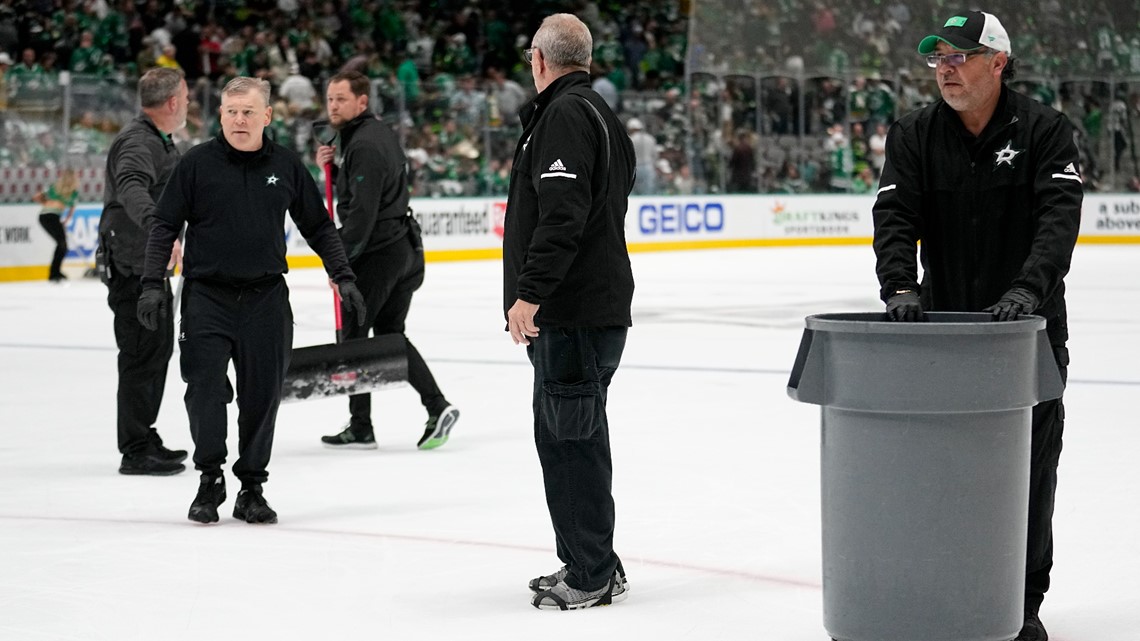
[
  {"xmin": 504, "ymin": 13, "xmax": 637, "ymax": 611},
  {"xmin": 138, "ymin": 77, "xmax": 366, "ymax": 525}
]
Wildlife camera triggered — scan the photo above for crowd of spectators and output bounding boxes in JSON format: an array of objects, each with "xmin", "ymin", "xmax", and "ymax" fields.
[{"xmin": 5, "ymin": 0, "xmax": 1140, "ymax": 200}]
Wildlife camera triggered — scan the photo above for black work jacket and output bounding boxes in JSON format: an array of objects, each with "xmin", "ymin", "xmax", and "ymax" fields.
[
  {"xmin": 872, "ymin": 85, "xmax": 1083, "ymax": 344},
  {"xmin": 141, "ymin": 133, "xmax": 353, "ymax": 288},
  {"xmin": 100, "ymin": 114, "xmax": 181, "ymax": 275},
  {"xmin": 333, "ymin": 113, "xmax": 411, "ymax": 263},
  {"xmin": 502, "ymin": 71, "xmax": 636, "ymax": 327}
]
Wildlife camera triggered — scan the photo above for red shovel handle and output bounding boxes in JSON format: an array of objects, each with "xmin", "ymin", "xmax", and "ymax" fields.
[{"xmin": 326, "ymin": 162, "xmax": 343, "ymax": 334}]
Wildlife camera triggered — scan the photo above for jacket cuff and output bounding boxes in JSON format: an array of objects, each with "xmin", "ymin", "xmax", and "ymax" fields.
[{"xmin": 140, "ymin": 277, "xmax": 164, "ymax": 290}]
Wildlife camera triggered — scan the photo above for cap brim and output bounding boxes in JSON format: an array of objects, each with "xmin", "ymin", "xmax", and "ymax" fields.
[{"xmin": 917, "ymin": 34, "xmax": 985, "ymax": 54}]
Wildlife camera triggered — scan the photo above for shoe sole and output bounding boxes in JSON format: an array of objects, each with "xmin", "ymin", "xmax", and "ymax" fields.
[
  {"xmin": 419, "ymin": 407, "xmax": 459, "ymax": 450},
  {"xmin": 321, "ymin": 441, "xmax": 378, "ymax": 450},
  {"xmin": 120, "ymin": 464, "xmax": 186, "ymax": 476},
  {"xmin": 529, "ymin": 572, "xmax": 626, "ymax": 594}
]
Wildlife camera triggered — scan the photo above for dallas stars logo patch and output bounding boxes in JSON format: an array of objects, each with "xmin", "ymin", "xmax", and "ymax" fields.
[
  {"xmin": 993, "ymin": 141, "xmax": 1023, "ymax": 168},
  {"xmin": 266, "ymin": 174, "xmax": 280, "ymax": 186}
]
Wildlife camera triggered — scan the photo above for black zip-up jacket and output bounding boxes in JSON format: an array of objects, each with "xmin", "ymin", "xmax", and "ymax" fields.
[
  {"xmin": 141, "ymin": 133, "xmax": 354, "ymax": 288},
  {"xmin": 333, "ymin": 112, "xmax": 411, "ymax": 262},
  {"xmin": 872, "ymin": 85, "xmax": 1083, "ymax": 344},
  {"xmin": 100, "ymin": 114, "xmax": 181, "ymax": 276},
  {"xmin": 502, "ymin": 71, "xmax": 636, "ymax": 327}
]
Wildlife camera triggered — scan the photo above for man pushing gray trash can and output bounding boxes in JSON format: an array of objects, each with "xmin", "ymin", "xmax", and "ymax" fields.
[
  {"xmin": 868, "ymin": 10, "xmax": 1081, "ymax": 640},
  {"xmin": 788, "ymin": 312, "xmax": 1064, "ymax": 641}
]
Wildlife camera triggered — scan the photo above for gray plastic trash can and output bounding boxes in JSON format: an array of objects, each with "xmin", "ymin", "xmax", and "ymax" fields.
[{"xmin": 787, "ymin": 312, "xmax": 1064, "ymax": 641}]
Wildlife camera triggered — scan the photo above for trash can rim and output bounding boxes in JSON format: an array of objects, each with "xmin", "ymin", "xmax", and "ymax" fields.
[{"xmin": 805, "ymin": 312, "xmax": 1046, "ymax": 335}]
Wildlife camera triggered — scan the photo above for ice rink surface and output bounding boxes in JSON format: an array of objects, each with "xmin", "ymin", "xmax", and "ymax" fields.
[{"xmin": 0, "ymin": 245, "xmax": 1136, "ymax": 641}]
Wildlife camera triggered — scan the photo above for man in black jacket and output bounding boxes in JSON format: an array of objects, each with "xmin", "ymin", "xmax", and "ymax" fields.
[
  {"xmin": 504, "ymin": 14, "xmax": 637, "ymax": 611},
  {"xmin": 316, "ymin": 70, "xmax": 459, "ymax": 452},
  {"xmin": 137, "ymin": 77, "xmax": 365, "ymax": 525},
  {"xmin": 100, "ymin": 67, "xmax": 189, "ymax": 476},
  {"xmin": 872, "ymin": 12, "xmax": 1082, "ymax": 641}
]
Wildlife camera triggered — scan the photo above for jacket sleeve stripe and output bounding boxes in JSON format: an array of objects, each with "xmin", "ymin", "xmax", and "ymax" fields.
[
  {"xmin": 1051, "ymin": 173, "xmax": 1083, "ymax": 183},
  {"xmin": 876, "ymin": 184, "xmax": 897, "ymax": 196}
]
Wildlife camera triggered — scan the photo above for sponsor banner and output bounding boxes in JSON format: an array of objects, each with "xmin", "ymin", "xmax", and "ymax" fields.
[
  {"xmin": 285, "ymin": 197, "xmax": 506, "ymax": 256},
  {"xmin": 0, "ymin": 205, "xmax": 51, "ymax": 266},
  {"xmin": 630, "ymin": 198, "xmax": 730, "ymax": 237},
  {"xmin": 627, "ymin": 194, "xmax": 874, "ymax": 243},
  {"xmin": 3, "ymin": 194, "xmax": 1136, "ymax": 280},
  {"xmin": 1084, "ymin": 195, "xmax": 1140, "ymax": 236},
  {"xmin": 65, "ymin": 206, "xmax": 103, "ymax": 263},
  {"xmin": 762, "ymin": 195, "xmax": 872, "ymax": 238}
]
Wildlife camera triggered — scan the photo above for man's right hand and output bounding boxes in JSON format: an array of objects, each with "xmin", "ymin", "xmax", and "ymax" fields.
[
  {"xmin": 885, "ymin": 289, "xmax": 923, "ymax": 322},
  {"xmin": 316, "ymin": 145, "xmax": 336, "ymax": 168},
  {"xmin": 507, "ymin": 299, "xmax": 541, "ymax": 346},
  {"xmin": 137, "ymin": 288, "xmax": 167, "ymax": 331},
  {"xmin": 168, "ymin": 239, "xmax": 183, "ymax": 273}
]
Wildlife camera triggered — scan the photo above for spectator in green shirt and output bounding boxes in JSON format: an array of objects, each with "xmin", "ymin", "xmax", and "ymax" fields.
[
  {"xmin": 33, "ymin": 168, "xmax": 80, "ymax": 282},
  {"xmin": 69, "ymin": 31, "xmax": 106, "ymax": 75}
]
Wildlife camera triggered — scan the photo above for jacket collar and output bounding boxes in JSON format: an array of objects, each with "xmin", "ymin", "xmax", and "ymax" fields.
[
  {"xmin": 940, "ymin": 84, "xmax": 1016, "ymax": 143},
  {"xmin": 338, "ymin": 112, "xmax": 376, "ymax": 147},
  {"xmin": 519, "ymin": 71, "xmax": 591, "ymax": 128},
  {"xmin": 216, "ymin": 131, "xmax": 274, "ymax": 162},
  {"xmin": 135, "ymin": 113, "xmax": 176, "ymax": 151}
]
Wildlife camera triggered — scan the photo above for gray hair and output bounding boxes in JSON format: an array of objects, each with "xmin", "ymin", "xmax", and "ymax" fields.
[
  {"xmin": 138, "ymin": 67, "xmax": 185, "ymax": 109},
  {"xmin": 533, "ymin": 13, "xmax": 592, "ymax": 71},
  {"xmin": 221, "ymin": 76, "xmax": 272, "ymax": 107}
]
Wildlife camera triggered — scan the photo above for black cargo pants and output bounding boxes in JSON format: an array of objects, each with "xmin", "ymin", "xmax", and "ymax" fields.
[
  {"xmin": 527, "ymin": 326, "xmax": 627, "ymax": 592},
  {"xmin": 106, "ymin": 271, "xmax": 174, "ymax": 455}
]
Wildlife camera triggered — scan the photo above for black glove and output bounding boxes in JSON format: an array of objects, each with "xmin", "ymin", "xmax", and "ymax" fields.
[
  {"xmin": 338, "ymin": 281, "xmax": 368, "ymax": 326},
  {"xmin": 137, "ymin": 287, "xmax": 167, "ymax": 331},
  {"xmin": 885, "ymin": 289, "xmax": 923, "ymax": 322},
  {"xmin": 983, "ymin": 287, "xmax": 1039, "ymax": 321}
]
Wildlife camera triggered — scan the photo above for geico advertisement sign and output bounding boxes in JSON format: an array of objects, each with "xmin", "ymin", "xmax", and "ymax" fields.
[{"xmin": 635, "ymin": 201, "xmax": 725, "ymax": 235}]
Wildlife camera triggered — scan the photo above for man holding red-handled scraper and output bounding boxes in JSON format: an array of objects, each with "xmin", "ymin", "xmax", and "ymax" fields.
[{"xmin": 316, "ymin": 70, "xmax": 460, "ymax": 452}]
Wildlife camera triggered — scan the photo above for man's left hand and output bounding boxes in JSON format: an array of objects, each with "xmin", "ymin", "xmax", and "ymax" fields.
[
  {"xmin": 335, "ymin": 281, "xmax": 368, "ymax": 326},
  {"xmin": 507, "ymin": 299, "xmax": 540, "ymax": 346},
  {"xmin": 137, "ymin": 288, "xmax": 167, "ymax": 331},
  {"xmin": 983, "ymin": 287, "xmax": 1039, "ymax": 321}
]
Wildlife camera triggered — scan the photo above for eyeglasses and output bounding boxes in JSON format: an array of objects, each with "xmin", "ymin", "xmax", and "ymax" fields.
[
  {"xmin": 925, "ymin": 51, "xmax": 987, "ymax": 68},
  {"xmin": 524, "ymin": 47, "xmax": 537, "ymax": 64}
]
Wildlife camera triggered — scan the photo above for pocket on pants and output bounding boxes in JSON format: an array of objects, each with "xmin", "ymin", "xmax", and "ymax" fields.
[{"xmin": 539, "ymin": 380, "xmax": 605, "ymax": 441}]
